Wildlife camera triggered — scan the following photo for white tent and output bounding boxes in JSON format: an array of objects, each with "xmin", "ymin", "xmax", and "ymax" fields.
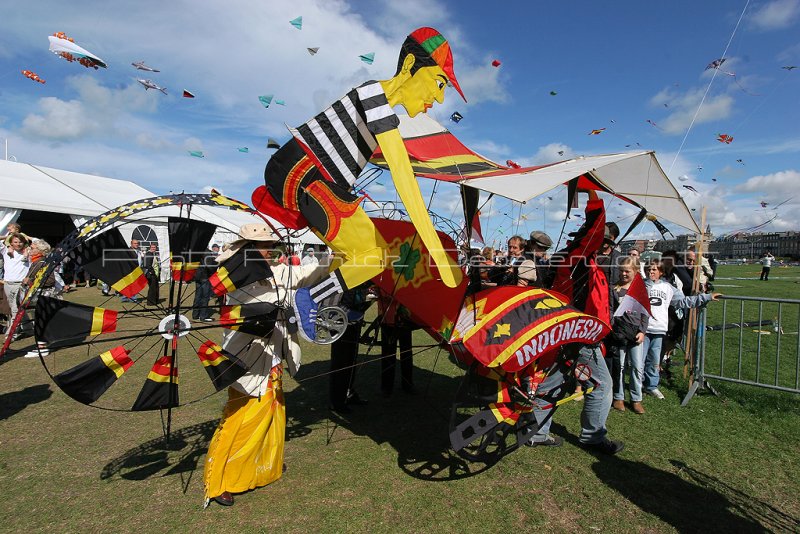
[{"xmin": 0, "ymin": 160, "xmax": 323, "ymax": 279}]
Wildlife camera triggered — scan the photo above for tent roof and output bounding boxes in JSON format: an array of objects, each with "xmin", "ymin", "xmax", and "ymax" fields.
[
  {"xmin": 0, "ymin": 160, "xmax": 152, "ymax": 216},
  {"xmin": 0, "ymin": 159, "xmax": 324, "ymax": 244},
  {"xmin": 373, "ymin": 114, "xmax": 699, "ymax": 234}
]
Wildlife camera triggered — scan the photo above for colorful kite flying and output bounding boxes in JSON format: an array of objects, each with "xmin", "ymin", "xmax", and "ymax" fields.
[
  {"xmin": 359, "ymin": 52, "xmax": 375, "ymax": 64},
  {"xmin": 450, "ymin": 111, "xmax": 463, "ymax": 123},
  {"xmin": 717, "ymin": 133, "xmax": 734, "ymax": 144},
  {"xmin": 21, "ymin": 70, "xmax": 45, "ymax": 84},
  {"xmin": 48, "ymin": 32, "xmax": 107, "ymax": 69},
  {"xmin": 137, "ymin": 79, "xmax": 167, "ymax": 95},
  {"xmin": 289, "ymin": 16, "xmax": 302, "ymax": 29},
  {"xmin": 131, "ymin": 61, "xmax": 159, "ymax": 72}
]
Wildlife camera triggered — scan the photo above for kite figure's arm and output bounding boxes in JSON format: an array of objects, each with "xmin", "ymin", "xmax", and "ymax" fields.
[{"xmin": 375, "ymin": 128, "xmax": 462, "ymax": 288}]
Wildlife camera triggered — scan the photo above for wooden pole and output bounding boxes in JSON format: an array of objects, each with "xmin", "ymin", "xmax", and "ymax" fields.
[{"xmin": 683, "ymin": 207, "xmax": 707, "ymax": 381}]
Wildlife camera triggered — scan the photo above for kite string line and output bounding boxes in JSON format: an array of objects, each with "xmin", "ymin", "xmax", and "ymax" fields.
[{"xmin": 667, "ymin": 0, "xmax": 750, "ymax": 175}]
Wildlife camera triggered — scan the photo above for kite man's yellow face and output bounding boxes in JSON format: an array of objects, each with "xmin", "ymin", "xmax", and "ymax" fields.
[{"xmin": 399, "ymin": 64, "xmax": 448, "ymax": 117}]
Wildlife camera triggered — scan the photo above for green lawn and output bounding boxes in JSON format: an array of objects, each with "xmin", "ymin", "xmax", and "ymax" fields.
[{"xmin": 0, "ymin": 265, "xmax": 798, "ymax": 533}]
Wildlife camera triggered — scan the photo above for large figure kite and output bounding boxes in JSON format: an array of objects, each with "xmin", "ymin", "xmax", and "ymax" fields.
[
  {"xmin": 252, "ymin": 27, "xmax": 466, "ymax": 343},
  {"xmin": 48, "ymin": 32, "xmax": 107, "ymax": 69}
]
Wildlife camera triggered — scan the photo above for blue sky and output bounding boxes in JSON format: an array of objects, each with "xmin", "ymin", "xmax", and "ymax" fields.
[{"xmin": 1, "ymin": 0, "xmax": 798, "ymax": 247}]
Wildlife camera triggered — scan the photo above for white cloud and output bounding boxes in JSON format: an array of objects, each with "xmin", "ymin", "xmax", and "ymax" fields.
[
  {"xmin": 735, "ymin": 169, "xmax": 800, "ymax": 198},
  {"xmin": 651, "ymin": 87, "xmax": 735, "ymax": 135},
  {"xmin": 529, "ymin": 143, "xmax": 575, "ymax": 165},
  {"xmin": 749, "ymin": 0, "xmax": 800, "ymax": 31}
]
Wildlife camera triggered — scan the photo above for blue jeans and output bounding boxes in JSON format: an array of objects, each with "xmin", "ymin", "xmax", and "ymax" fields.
[
  {"xmin": 642, "ymin": 333, "xmax": 665, "ymax": 392},
  {"xmin": 530, "ymin": 345, "xmax": 613, "ymax": 445},
  {"xmin": 613, "ymin": 341, "xmax": 646, "ymax": 402},
  {"xmin": 192, "ymin": 279, "xmax": 213, "ymax": 320}
]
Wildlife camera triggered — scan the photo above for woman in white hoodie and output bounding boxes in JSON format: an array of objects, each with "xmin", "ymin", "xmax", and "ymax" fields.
[{"xmin": 642, "ymin": 258, "xmax": 720, "ymax": 400}]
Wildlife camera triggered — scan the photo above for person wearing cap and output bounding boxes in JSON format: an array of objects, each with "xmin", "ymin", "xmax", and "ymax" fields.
[
  {"xmin": 259, "ymin": 27, "xmax": 466, "ymax": 343},
  {"xmin": 526, "ymin": 230, "xmax": 553, "ymax": 288},
  {"xmin": 204, "ymin": 223, "xmax": 328, "ymax": 508},
  {"xmin": 301, "ymin": 247, "xmax": 319, "ymax": 267},
  {"xmin": 525, "ymin": 190, "xmax": 624, "ymax": 455},
  {"xmin": 596, "ymin": 222, "xmax": 621, "ymax": 288},
  {"xmin": 516, "ymin": 260, "xmax": 538, "ymax": 286}
]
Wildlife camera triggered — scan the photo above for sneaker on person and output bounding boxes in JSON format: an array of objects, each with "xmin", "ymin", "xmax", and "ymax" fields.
[
  {"xmin": 646, "ymin": 388, "xmax": 665, "ymax": 399},
  {"xmin": 293, "ymin": 287, "xmax": 318, "ymax": 343},
  {"xmin": 23, "ymin": 348, "xmax": 49, "ymax": 358},
  {"xmin": 524, "ymin": 434, "xmax": 563, "ymax": 447},
  {"xmin": 580, "ymin": 438, "xmax": 625, "ymax": 455}
]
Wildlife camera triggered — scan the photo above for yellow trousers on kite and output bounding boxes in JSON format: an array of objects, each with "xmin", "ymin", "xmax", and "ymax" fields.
[
  {"xmin": 203, "ymin": 371, "xmax": 285, "ymax": 502},
  {"xmin": 321, "ymin": 206, "xmax": 389, "ymax": 290}
]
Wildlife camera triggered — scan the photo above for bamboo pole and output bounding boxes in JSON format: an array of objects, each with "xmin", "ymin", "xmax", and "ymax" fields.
[{"xmin": 683, "ymin": 207, "xmax": 707, "ymax": 381}]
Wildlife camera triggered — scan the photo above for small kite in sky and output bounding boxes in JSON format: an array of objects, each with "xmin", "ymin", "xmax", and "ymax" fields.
[
  {"xmin": 267, "ymin": 138, "xmax": 280, "ymax": 149},
  {"xmin": 682, "ymin": 185, "xmax": 699, "ymax": 194},
  {"xmin": 137, "ymin": 79, "xmax": 167, "ymax": 95},
  {"xmin": 678, "ymin": 175, "xmax": 689, "ymax": 181},
  {"xmin": 736, "ymin": 158, "xmax": 745, "ymax": 165},
  {"xmin": 717, "ymin": 133, "xmax": 734, "ymax": 144},
  {"xmin": 290, "ymin": 16, "xmax": 302, "ymax": 30},
  {"xmin": 450, "ymin": 111, "xmax": 463, "ymax": 123},
  {"xmin": 705, "ymin": 57, "xmax": 760, "ymax": 95},
  {"xmin": 588, "ymin": 128, "xmax": 606, "ymax": 135},
  {"xmin": 238, "ymin": 147, "xmax": 249, "ymax": 153},
  {"xmin": 131, "ymin": 61, "xmax": 159, "ymax": 72},
  {"xmin": 275, "ymin": 99, "xmax": 286, "ymax": 106},
  {"xmin": 506, "ymin": 160, "xmax": 520, "ymax": 168},
  {"xmin": 711, "ymin": 178, "xmax": 717, "ymax": 182},
  {"xmin": 307, "ymin": 47, "xmax": 319, "ymax": 55},
  {"xmin": 21, "ymin": 70, "xmax": 45, "ymax": 84},
  {"xmin": 782, "ymin": 66, "xmax": 797, "ymax": 70},
  {"xmin": 359, "ymin": 52, "xmax": 375, "ymax": 64},
  {"xmin": 557, "ymin": 150, "xmax": 565, "ymax": 156},
  {"xmin": 48, "ymin": 32, "xmax": 107, "ymax": 69},
  {"xmin": 706, "ymin": 58, "xmax": 727, "ymax": 71},
  {"xmin": 491, "ymin": 59, "xmax": 501, "ymax": 67},
  {"xmin": 259, "ymin": 95, "xmax": 273, "ymax": 108},
  {"xmin": 663, "ymin": 103, "xmax": 669, "ymax": 108},
  {"xmin": 760, "ymin": 201, "xmax": 768, "ymax": 208},
  {"xmin": 624, "ymin": 142, "xmax": 641, "ymax": 148},
  {"xmin": 646, "ymin": 119, "xmax": 661, "ymax": 130},
  {"xmin": 182, "ymin": 89, "xmax": 195, "ymax": 98},
  {"xmin": 610, "ymin": 119, "xmax": 616, "ymax": 123},
  {"xmin": 549, "ymin": 90, "xmax": 557, "ymax": 96},
  {"xmin": 697, "ymin": 165, "xmax": 703, "ymax": 171},
  {"xmin": 189, "ymin": 151, "xmax": 204, "ymax": 158}
]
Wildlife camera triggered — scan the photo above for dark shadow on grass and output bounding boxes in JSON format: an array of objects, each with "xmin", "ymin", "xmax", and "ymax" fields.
[
  {"xmin": 100, "ymin": 419, "xmax": 219, "ymax": 494},
  {"xmin": 0, "ymin": 384, "xmax": 53, "ymax": 420},
  {"xmin": 286, "ymin": 356, "xmax": 502, "ymax": 481},
  {"xmin": 590, "ymin": 453, "xmax": 786, "ymax": 532}
]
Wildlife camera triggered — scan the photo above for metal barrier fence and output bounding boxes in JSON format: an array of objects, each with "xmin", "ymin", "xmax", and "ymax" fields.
[{"xmin": 683, "ymin": 295, "xmax": 800, "ymax": 404}]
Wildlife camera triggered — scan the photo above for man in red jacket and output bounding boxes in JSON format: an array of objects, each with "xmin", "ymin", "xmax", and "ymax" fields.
[{"xmin": 525, "ymin": 190, "xmax": 623, "ymax": 455}]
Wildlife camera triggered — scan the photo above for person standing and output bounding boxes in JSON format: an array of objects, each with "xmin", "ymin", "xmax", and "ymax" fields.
[
  {"xmin": 526, "ymin": 190, "xmax": 623, "ymax": 455},
  {"xmin": 493, "ymin": 235, "xmax": 526, "ymax": 286},
  {"xmin": 526, "ymin": 230, "xmax": 553, "ymax": 288},
  {"xmin": 301, "ymin": 247, "xmax": 319, "ymax": 266},
  {"xmin": 377, "ymin": 292, "xmax": 415, "ymax": 396},
  {"xmin": 204, "ymin": 224, "xmax": 328, "ymax": 507},
  {"xmin": 192, "ymin": 247, "xmax": 216, "ymax": 322},
  {"xmin": 141, "ymin": 243, "xmax": 160, "ymax": 306},
  {"xmin": 329, "ymin": 284, "xmax": 374, "ymax": 412},
  {"xmin": 760, "ymin": 250, "xmax": 774, "ymax": 281},
  {"xmin": 2, "ymin": 232, "xmax": 31, "ymax": 341},
  {"xmin": 120, "ymin": 239, "xmax": 143, "ymax": 303}
]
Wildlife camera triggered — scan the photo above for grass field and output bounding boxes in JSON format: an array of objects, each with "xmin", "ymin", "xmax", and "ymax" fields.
[{"xmin": 0, "ymin": 264, "xmax": 798, "ymax": 533}]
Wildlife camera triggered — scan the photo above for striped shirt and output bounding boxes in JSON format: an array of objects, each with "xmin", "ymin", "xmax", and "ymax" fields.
[{"xmin": 289, "ymin": 81, "xmax": 399, "ymax": 188}]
